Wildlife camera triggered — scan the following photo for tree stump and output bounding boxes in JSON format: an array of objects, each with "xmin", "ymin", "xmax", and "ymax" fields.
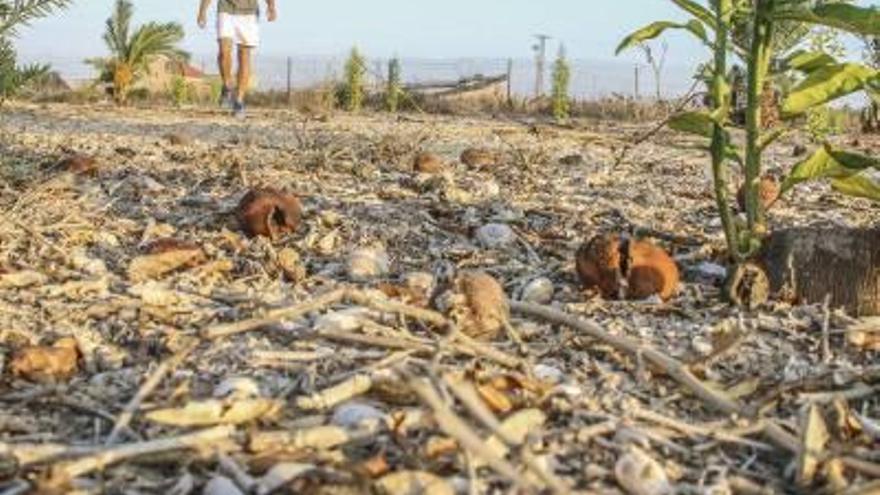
[{"xmin": 757, "ymin": 227, "xmax": 880, "ymax": 316}]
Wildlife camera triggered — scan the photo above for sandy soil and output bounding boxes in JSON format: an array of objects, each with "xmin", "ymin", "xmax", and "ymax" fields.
[{"xmin": 0, "ymin": 102, "xmax": 878, "ymax": 494}]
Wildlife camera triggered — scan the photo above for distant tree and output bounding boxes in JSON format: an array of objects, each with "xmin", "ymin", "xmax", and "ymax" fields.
[
  {"xmin": 639, "ymin": 41, "xmax": 667, "ymax": 100},
  {"xmin": 386, "ymin": 56, "xmax": 401, "ymax": 112},
  {"xmin": 551, "ymin": 45, "xmax": 571, "ymax": 121},
  {"xmin": 342, "ymin": 47, "xmax": 366, "ymax": 112},
  {"xmin": 87, "ymin": 0, "xmax": 187, "ymax": 105},
  {"xmin": 0, "ymin": 0, "xmax": 69, "ymax": 106}
]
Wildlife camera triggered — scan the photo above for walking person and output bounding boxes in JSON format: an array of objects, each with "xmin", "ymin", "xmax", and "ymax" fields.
[{"xmin": 198, "ymin": 0, "xmax": 277, "ymax": 118}]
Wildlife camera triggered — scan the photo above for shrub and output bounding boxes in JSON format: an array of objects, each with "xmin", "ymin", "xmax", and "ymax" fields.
[
  {"xmin": 551, "ymin": 45, "xmax": 571, "ymax": 121},
  {"xmin": 386, "ymin": 56, "xmax": 401, "ymax": 112},
  {"xmin": 341, "ymin": 47, "xmax": 366, "ymax": 112}
]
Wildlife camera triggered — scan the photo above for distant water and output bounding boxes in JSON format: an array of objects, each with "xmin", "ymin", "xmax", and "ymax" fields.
[{"xmin": 22, "ymin": 53, "xmax": 700, "ymax": 100}]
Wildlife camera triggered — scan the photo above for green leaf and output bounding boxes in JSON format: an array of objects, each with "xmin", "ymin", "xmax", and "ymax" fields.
[
  {"xmin": 826, "ymin": 147, "xmax": 880, "ymax": 172},
  {"xmin": 832, "ymin": 172, "xmax": 880, "ymax": 201},
  {"xmin": 616, "ymin": 20, "xmax": 708, "ymax": 55},
  {"xmin": 784, "ymin": 50, "xmax": 837, "ymax": 74},
  {"xmin": 668, "ymin": 111, "xmax": 716, "ymax": 138},
  {"xmin": 758, "ymin": 128, "xmax": 788, "ymax": 152},
  {"xmin": 669, "ymin": 0, "xmax": 718, "ymax": 30},
  {"xmin": 774, "ymin": 4, "xmax": 880, "ymax": 37},
  {"xmin": 782, "ymin": 63, "xmax": 879, "ymax": 117},
  {"xmin": 783, "ymin": 146, "xmax": 833, "ymax": 192}
]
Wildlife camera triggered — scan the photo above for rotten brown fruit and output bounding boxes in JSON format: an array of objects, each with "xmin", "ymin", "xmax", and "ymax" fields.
[
  {"xmin": 460, "ymin": 147, "xmax": 500, "ymax": 169},
  {"xmin": 56, "ymin": 154, "xmax": 98, "ymax": 176},
  {"xmin": 413, "ymin": 152, "xmax": 444, "ymax": 174},
  {"xmin": 237, "ymin": 188, "xmax": 302, "ymax": 240},
  {"xmin": 9, "ymin": 337, "xmax": 80, "ymax": 383},
  {"xmin": 441, "ymin": 271, "xmax": 509, "ymax": 340},
  {"xmin": 736, "ymin": 175, "xmax": 780, "ymax": 213},
  {"xmin": 576, "ymin": 234, "xmax": 680, "ymax": 302}
]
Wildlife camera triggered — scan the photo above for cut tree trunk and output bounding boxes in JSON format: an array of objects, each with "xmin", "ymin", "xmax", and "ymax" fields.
[{"xmin": 757, "ymin": 227, "xmax": 880, "ymax": 316}]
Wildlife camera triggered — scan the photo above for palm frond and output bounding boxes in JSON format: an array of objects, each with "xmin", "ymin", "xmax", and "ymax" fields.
[
  {"xmin": 103, "ymin": 0, "xmax": 133, "ymax": 60},
  {"xmin": 0, "ymin": 0, "xmax": 72, "ymax": 36},
  {"xmin": 126, "ymin": 21, "xmax": 186, "ymax": 71}
]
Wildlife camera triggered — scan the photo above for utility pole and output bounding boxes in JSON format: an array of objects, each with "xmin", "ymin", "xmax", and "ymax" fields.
[{"xmin": 532, "ymin": 34, "xmax": 551, "ymax": 98}]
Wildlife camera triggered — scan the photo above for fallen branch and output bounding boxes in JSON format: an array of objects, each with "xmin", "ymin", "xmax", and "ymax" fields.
[
  {"xmin": 406, "ymin": 374, "xmax": 539, "ymax": 492},
  {"xmin": 105, "ymin": 340, "xmax": 198, "ymax": 445},
  {"xmin": 41, "ymin": 426, "xmax": 238, "ymax": 489},
  {"xmin": 202, "ymin": 288, "xmax": 347, "ymax": 340}
]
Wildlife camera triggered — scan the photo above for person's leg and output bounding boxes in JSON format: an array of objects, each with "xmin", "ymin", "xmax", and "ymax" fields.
[
  {"xmin": 236, "ymin": 45, "xmax": 252, "ymax": 104},
  {"xmin": 218, "ymin": 39, "xmax": 234, "ymax": 90}
]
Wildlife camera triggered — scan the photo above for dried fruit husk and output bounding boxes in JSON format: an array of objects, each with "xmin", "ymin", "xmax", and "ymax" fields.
[
  {"xmin": 576, "ymin": 235, "xmax": 679, "ymax": 301},
  {"xmin": 237, "ymin": 188, "xmax": 302, "ymax": 239},
  {"xmin": 460, "ymin": 147, "xmax": 500, "ymax": 168},
  {"xmin": 9, "ymin": 337, "xmax": 80, "ymax": 383},
  {"xmin": 447, "ymin": 272, "xmax": 509, "ymax": 340},
  {"xmin": 413, "ymin": 152, "xmax": 444, "ymax": 174}
]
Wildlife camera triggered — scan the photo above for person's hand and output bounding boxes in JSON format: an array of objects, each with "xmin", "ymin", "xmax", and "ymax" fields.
[
  {"xmin": 267, "ymin": 6, "xmax": 277, "ymax": 22},
  {"xmin": 197, "ymin": 11, "xmax": 207, "ymax": 29}
]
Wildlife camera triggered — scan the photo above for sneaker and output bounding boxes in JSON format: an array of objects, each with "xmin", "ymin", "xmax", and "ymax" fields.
[
  {"xmin": 232, "ymin": 100, "xmax": 246, "ymax": 119},
  {"xmin": 219, "ymin": 86, "xmax": 233, "ymax": 108}
]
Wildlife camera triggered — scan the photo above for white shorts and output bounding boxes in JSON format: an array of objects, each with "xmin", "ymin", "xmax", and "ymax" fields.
[{"xmin": 217, "ymin": 12, "xmax": 259, "ymax": 47}]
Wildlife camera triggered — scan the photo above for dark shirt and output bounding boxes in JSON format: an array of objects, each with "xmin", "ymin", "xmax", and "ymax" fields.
[{"xmin": 218, "ymin": 0, "xmax": 258, "ymax": 15}]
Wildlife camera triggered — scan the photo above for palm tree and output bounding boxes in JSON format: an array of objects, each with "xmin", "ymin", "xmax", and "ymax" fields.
[
  {"xmin": 0, "ymin": 0, "xmax": 71, "ymax": 36},
  {"xmin": 87, "ymin": 0, "xmax": 187, "ymax": 104}
]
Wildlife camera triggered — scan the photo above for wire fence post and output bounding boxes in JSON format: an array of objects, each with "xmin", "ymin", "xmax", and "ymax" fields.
[
  {"xmin": 286, "ymin": 56, "xmax": 292, "ymax": 105},
  {"xmin": 506, "ymin": 58, "xmax": 513, "ymax": 107},
  {"xmin": 634, "ymin": 64, "xmax": 640, "ymax": 100}
]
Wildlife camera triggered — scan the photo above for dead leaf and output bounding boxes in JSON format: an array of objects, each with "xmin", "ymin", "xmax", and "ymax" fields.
[
  {"xmin": 797, "ymin": 403, "xmax": 830, "ymax": 487},
  {"xmin": 0, "ymin": 270, "xmax": 47, "ymax": 289},
  {"xmin": 128, "ymin": 247, "xmax": 206, "ymax": 282},
  {"xmin": 375, "ymin": 471, "xmax": 454, "ymax": 495},
  {"xmin": 476, "ymin": 383, "xmax": 514, "ymax": 414},
  {"xmin": 614, "ymin": 446, "xmax": 673, "ymax": 495},
  {"xmin": 146, "ymin": 398, "xmax": 282, "ymax": 426}
]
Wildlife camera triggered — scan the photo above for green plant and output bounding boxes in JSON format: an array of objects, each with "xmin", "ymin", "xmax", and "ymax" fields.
[
  {"xmin": 386, "ymin": 56, "xmax": 401, "ymax": 112},
  {"xmin": 0, "ymin": 0, "xmax": 71, "ymax": 36},
  {"xmin": 617, "ymin": 0, "xmax": 880, "ymax": 297},
  {"xmin": 86, "ymin": 0, "xmax": 187, "ymax": 105},
  {"xmin": 0, "ymin": 0, "xmax": 69, "ymax": 106},
  {"xmin": 170, "ymin": 74, "xmax": 188, "ymax": 107},
  {"xmin": 0, "ymin": 36, "xmax": 48, "ymax": 105},
  {"xmin": 551, "ymin": 45, "xmax": 572, "ymax": 121},
  {"xmin": 341, "ymin": 47, "xmax": 366, "ymax": 112}
]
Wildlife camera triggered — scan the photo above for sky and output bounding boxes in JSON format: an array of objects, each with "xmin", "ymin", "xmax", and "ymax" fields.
[
  {"xmin": 14, "ymin": 0, "xmax": 712, "ymax": 63},
  {"xmin": 11, "ymin": 0, "xmax": 875, "ymax": 97}
]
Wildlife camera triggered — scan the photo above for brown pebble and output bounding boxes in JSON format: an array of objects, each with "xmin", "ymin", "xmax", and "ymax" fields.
[{"xmin": 451, "ymin": 271, "xmax": 509, "ymax": 340}]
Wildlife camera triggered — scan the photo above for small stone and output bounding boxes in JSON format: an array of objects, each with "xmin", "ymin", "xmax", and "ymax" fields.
[
  {"xmin": 314, "ymin": 308, "xmax": 371, "ymax": 333},
  {"xmin": 476, "ymin": 223, "xmax": 517, "ymax": 249},
  {"xmin": 214, "ymin": 377, "xmax": 261, "ymax": 400},
  {"xmin": 460, "ymin": 147, "xmax": 500, "ymax": 168},
  {"xmin": 203, "ymin": 476, "xmax": 245, "ymax": 495},
  {"xmin": 520, "ymin": 277, "xmax": 554, "ymax": 304},
  {"xmin": 559, "ymin": 154, "xmax": 585, "ymax": 166},
  {"xmin": 347, "ymin": 246, "xmax": 390, "ymax": 281},
  {"xmin": 533, "ymin": 364, "xmax": 564, "ymax": 384},
  {"xmin": 694, "ymin": 262, "xmax": 727, "ymax": 284},
  {"xmin": 332, "ymin": 402, "xmax": 387, "ymax": 428}
]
